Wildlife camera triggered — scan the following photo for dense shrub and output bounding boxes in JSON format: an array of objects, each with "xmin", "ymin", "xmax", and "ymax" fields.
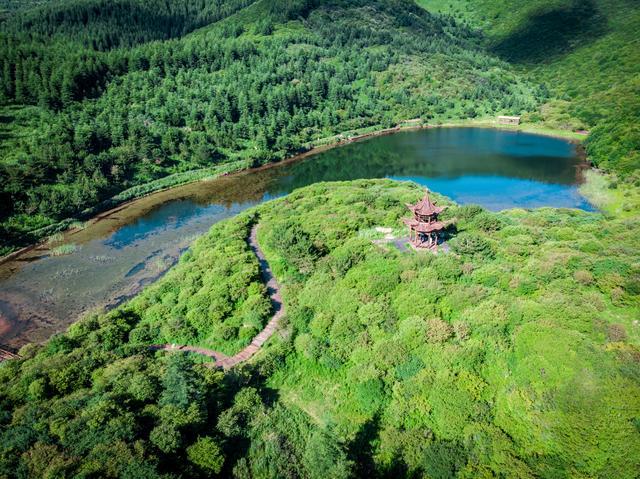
[
  {"xmin": 425, "ymin": 318, "xmax": 453, "ymax": 343},
  {"xmin": 1, "ymin": 180, "xmax": 639, "ymax": 478},
  {"xmin": 453, "ymin": 204, "xmax": 484, "ymax": 221},
  {"xmin": 270, "ymin": 220, "xmax": 326, "ymax": 275},
  {"xmin": 471, "ymin": 212, "xmax": 503, "ymax": 232},
  {"xmin": 187, "ymin": 437, "xmax": 225, "ymax": 474},
  {"xmin": 449, "ymin": 233, "xmax": 495, "ymax": 259}
]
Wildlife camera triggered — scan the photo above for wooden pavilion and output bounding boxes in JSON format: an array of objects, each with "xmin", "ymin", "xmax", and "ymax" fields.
[{"xmin": 402, "ymin": 190, "xmax": 447, "ymax": 249}]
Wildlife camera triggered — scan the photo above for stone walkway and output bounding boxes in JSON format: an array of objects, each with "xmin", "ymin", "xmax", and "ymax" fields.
[{"xmin": 149, "ymin": 223, "xmax": 284, "ymax": 370}]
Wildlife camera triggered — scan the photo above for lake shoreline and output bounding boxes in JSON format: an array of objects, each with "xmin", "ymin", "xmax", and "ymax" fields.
[
  {"xmin": 0, "ymin": 120, "xmax": 589, "ymax": 266},
  {"xmin": 0, "ymin": 127, "xmax": 594, "ymax": 351}
]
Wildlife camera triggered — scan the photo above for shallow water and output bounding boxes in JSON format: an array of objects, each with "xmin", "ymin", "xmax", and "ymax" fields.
[{"xmin": 0, "ymin": 128, "xmax": 594, "ymax": 348}]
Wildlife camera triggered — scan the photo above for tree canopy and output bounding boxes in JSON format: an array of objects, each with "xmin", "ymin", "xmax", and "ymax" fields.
[
  {"xmin": 0, "ymin": 0, "xmax": 544, "ymax": 254},
  {"xmin": 1, "ymin": 179, "xmax": 638, "ymax": 477}
]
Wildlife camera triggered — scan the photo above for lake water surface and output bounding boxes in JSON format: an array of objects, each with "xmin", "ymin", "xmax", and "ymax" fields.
[{"xmin": 0, "ymin": 128, "xmax": 594, "ymax": 348}]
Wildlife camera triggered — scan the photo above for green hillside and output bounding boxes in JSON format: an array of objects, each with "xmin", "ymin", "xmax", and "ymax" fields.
[
  {"xmin": 0, "ymin": 0, "xmax": 48, "ymax": 19},
  {"xmin": 0, "ymin": 0, "xmax": 544, "ymax": 254},
  {"xmin": 418, "ymin": 0, "xmax": 640, "ymax": 175},
  {"xmin": 1, "ymin": 180, "xmax": 638, "ymax": 477},
  {"xmin": 5, "ymin": 0, "xmax": 254, "ymax": 48},
  {"xmin": 1, "ymin": 2, "xmax": 639, "ymax": 477}
]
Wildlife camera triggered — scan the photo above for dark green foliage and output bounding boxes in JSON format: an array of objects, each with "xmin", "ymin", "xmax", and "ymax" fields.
[
  {"xmin": 0, "ymin": 311, "xmax": 228, "ymax": 476},
  {"xmin": 422, "ymin": 439, "xmax": 468, "ymax": 479},
  {"xmin": 0, "ymin": 180, "xmax": 639, "ymax": 477},
  {"xmin": 395, "ymin": 355, "xmax": 424, "ymax": 380},
  {"xmin": 0, "ymin": 0, "xmax": 541, "ymax": 252},
  {"xmin": 490, "ymin": 0, "xmax": 606, "ymax": 63},
  {"xmin": 160, "ymin": 354, "xmax": 201, "ymax": 409},
  {"xmin": 187, "ymin": 436, "xmax": 225, "ymax": 474},
  {"xmin": 270, "ymin": 219, "xmax": 326, "ymax": 276},
  {"xmin": 4, "ymin": 0, "xmax": 253, "ymax": 50},
  {"xmin": 234, "ymin": 403, "xmax": 353, "ymax": 479},
  {"xmin": 470, "ymin": 211, "xmax": 503, "ymax": 232},
  {"xmin": 452, "ymin": 204, "xmax": 483, "ymax": 221}
]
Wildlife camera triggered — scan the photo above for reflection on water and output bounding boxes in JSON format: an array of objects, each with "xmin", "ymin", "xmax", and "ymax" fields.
[{"xmin": 0, "ymin": 128, "xmax": 594, "ymax": 348}]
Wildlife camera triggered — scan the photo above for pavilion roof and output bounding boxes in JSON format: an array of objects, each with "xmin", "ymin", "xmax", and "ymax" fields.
[
  {"xmin": 406, "ymin": 191, "xmax": 445, "ymax": 216},
  {"xmin": 402, "ymin": 218, "xmax": 446, "ymax": 233}
]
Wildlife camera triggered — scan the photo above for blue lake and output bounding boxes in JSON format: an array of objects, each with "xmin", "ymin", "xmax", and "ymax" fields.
[{"xmin": 0, "ymin": 128, "xmax": 594, "ymax": 347}]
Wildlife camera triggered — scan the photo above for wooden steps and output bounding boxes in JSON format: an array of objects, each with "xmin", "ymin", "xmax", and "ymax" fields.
[
  {"xmin": 150, "ymin": 222, "xmax": 284, "ymax": 370},
  {"xmin": 0, "ymin": 347, "xmax": 20, "ymax": 361}
]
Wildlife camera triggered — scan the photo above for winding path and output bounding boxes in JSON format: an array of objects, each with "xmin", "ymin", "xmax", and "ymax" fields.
[{"xmin": 149, "ymin": 223, "xmax": 285, "ymax": 369}]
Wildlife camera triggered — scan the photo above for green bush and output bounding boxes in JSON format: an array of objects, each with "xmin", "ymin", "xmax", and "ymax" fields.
[
  {"xmin": 450, "ymin": 233, "xmax": 495, "ymax": 259},
  {"xmin": 187, "ymin": 437, "xmax": 224, "ymax": 474},
  {"xmin": 471, "ymin": 212, "xmax": 503, "ymax": 232},
  {"xmin": 454, "ymin": 204, "xmax": 484, "ymax": 221},
  {"xmin": 1, "ymin": 180, "xmax": 639, "ymax": 478}
]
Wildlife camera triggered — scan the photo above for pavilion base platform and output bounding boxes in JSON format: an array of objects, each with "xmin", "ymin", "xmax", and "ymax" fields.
[{"xmin": 407, "ymin": 236, "xmax": 448, "ymax": 253}]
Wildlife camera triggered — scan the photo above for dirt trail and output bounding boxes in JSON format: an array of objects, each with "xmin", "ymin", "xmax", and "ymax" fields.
[{"xmin": 150, "ymin": 223, "xmax": 284, "ymax": 369}]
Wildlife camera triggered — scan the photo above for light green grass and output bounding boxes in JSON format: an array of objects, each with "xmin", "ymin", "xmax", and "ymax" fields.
[
  {"xmin": 580, "ymin": 169, "xmax": 640, "ymax": 217},
  {"xmin": 50, "ymin": 243, "xmax": 77, "ymax": 256}
]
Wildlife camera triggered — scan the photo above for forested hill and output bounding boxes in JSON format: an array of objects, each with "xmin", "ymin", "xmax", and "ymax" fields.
[
  {"xmin": 1, "ymin": 0, "xmax": 639, "ymax": 255},
  {"xmin": 418, "ymin": 0, "xmax": 640, "ymax": 175},
  {"xmin": 3, "ymin": 0, "xmax": 254, "ymax": 49},
  {"xmin": 1, "ymin": 180, "xmax": 638, "ymax": 477},
  {"xmin": 0, "ymin": 0, "xmax": 540, "ymax": 254}
]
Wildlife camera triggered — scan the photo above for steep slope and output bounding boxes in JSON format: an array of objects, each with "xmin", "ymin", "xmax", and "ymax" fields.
[
  {"xmin": 418, "ymin": 0, "xmax": 640, "ymax": 175},
  {"xmin": 3, "ymin": 0, "xmax": 254, "ymax": 49}
]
